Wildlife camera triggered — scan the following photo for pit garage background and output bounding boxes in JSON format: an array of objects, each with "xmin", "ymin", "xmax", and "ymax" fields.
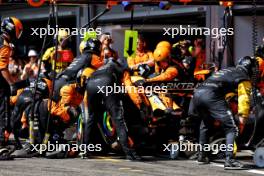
[{"xmin": 0, "ymin": 4, "xmax": 264, "ymax": 67}]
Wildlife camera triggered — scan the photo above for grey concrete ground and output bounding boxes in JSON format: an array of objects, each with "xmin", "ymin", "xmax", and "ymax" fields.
[{"xmin": 0, "ymin": 154, "xmax": 263, "ymax": 176}]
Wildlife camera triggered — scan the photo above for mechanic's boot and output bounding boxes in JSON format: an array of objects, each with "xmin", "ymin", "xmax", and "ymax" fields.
[
  {"xmin": 125, "ymin": 150, "xmax": 142, "ymax": 161},
  {"xmin": 46, "ymin": 150, "xmax": 68, "ymax": 159},
  {"xmin": 197, "ymin": 152, "xmax": 210, "ymax": 164},
  {"xmin": 0, "ymin": 145, "xmax": 15, "ymax": 160},
  {"xmin": 224, "ymin": 158, "xmax": 244, "ymax": 170},
  {"xmin": 11, "ymin": 142, "xmax": 39, "ymax": 158}
]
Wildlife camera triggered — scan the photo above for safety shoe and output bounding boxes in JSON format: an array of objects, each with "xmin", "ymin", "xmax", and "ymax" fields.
[
  {"xmin": 197, "ymin": 152, "xmax": 210, "ymax": 164},
  {"xmin": 11, "ymin": 143, "xmax": 39, "ymax": 158},
  {"xmin": 0, "ymin": 146, "xmax": 15, "ymax": 160},
  {"xmin": 224, "ymin": 159, "xmax": 244, "ymax": 170},
  {"xmin": 46, "ymin": 150, "xmax": 67, "ymax": 159},
  {"xmin": 125, "ymin": 150, "xmax": 142, "ymax": 161}
]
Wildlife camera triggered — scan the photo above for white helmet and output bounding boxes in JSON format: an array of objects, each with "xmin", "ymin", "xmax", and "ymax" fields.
[{"xmin": 28, "ymin": 49, "xmax": 37, "ymax": 57}]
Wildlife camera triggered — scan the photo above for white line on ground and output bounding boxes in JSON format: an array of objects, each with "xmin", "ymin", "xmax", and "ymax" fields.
[
  {"xmin": 211, "ymin": 163, "xmax": 264, "ymax": 175},
  {"xmin": 248, "ymin": 170, "xmax": 264, "ymax": 175}
]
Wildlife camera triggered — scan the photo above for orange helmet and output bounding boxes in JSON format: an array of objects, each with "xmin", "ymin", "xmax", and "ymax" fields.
[
  {"xmin": 154, "ymin": 47, "xmax": 170, "ymax": 62},
  {"xmin": 1, "ymin": 17, "xmax": 23, "ymax": 40},
  {"xmin": 156, "ymin": 41, "xmax": 171, "ymax": 50}
]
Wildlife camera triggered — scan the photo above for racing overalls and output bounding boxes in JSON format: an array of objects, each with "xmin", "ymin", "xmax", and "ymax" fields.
[
  {"xmin": 47, "ymin": 83, "xmax": 83, "ymax": 124},
  {"xmin": 127, "ymin": 51, "xmax": 154, "ymax": 71},
  {"xmin": 188, "ymin": 67, "xmax": 252, "ymax": 159},
  {"xmin": 46, "ymin": 51, "xmax": 103, "ymax": 125},
  {"xmin": 10, "ymin": 78, "xmax": 52, "ymax": 146},
  {"xmin": 84, "ymin": 58, "xmax": 134, "ymax": 156},
  {"xmin": 146, "ymin": 65, "xmax": 182, "ymax": 110},
  {"xmin": 125, "ymin": 51, "xmax": 154, "ymax": 109},
  {"xmin": 53, "ymin": 50, "xmax": 103, "ymax": 102},
  {"xmin": 0, "ymin": 36, "xmax": 12, "ymax": 146},
  {"xmin": 33, "ymin": 83, "xmax": 84, "ymax": 142}
]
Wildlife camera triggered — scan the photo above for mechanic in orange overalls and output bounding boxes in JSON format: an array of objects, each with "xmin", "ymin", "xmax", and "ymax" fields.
[
  {"xmin": 127, "ymin": 34, "xmax": 154, "ymax": 73},
  {"xmin": 47, "ymin": 72, "xmax": 88, "ymax": 125},
  {"xmin": 0, "ymin": 17, "xmax": 23, "ymax": 159},
  {"xmin": 123, "ymin": 34, "xmax": 155, "ymax": 118},
  {"xmin": 53, "ymin": 38, "xmax": 103, "ymax": 102},
  {"xmin": 144, "ymin": 46, "xmax": 182, "ymax": 113}
]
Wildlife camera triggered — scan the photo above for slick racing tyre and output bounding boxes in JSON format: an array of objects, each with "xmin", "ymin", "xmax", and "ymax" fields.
[{"xmin": 254, "ymin": 147, "xmax": 264, "ymax": 168}]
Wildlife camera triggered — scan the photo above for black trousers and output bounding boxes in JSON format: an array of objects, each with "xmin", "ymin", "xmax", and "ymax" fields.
[
  {"xmin": 0, "ymin": 76, "xmax": 10, "ymax": 146},
  {"xmin": 188, "ymin": 88, "xmax": 239, "ymax": 159},
  {"xmin": 84, "ymin": 74, "xmax": 130, "ymax": 154},
  {"xmin": 0, "ymin": 92, "xmax": 9, "ymax": 146}
]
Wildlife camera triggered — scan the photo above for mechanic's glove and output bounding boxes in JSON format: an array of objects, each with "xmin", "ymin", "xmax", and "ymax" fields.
[
  {"xmin": 138, "ymin": 64, "xmax": 147, "ymax": 70},
  {"xmin": 134, "ymin": 79, "xmax": 146, "ymax": 87},
  {"xmin": 10, "ymin": 84, "xmax": 18, "ymax": 96},
  {"xmin": 138, "ymin": 64, "xmax": 151, "ymax": 77}
]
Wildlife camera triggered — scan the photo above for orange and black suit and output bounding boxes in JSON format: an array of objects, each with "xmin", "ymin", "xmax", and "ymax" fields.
[
  {"xmin": 53, "ymin": 50, "xmax": 104, "ymax": 102},
  {"xmin": 84, "ymin": 58, "xmax": 139, "ymax": 159},
  {"xmin": 0, "ymin": 36, "xmax": 12, "ymax": 145},
  {"xmin": 33, "ymin": 83, "xmax": 84, "ymax": 142},
  {"xmin": 47, "ymin": 83, "xmax": 84, "ymax": 124},
  {"xmin": 124, "ymin": 51, "xmax": 154, "ymax": 109},
  {"xmin": 188, "ymin": 67, "xmax": 252, "ymax": 161},
  {"xmin": 146, "ymin": 65, "xmax": 180, "ymax": 110}
]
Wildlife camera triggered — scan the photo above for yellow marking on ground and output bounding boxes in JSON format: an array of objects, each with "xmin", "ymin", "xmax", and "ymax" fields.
[
  {"xmin": 130, "ymin": 170, "xmax": 143, "ymax": 172},
  {"xmin": 96, "ymin": 156, "xmax": 121, "ymax": 162},
  {"xmin": 119, "ymin": 168, "xmax": 132, "ymax": 170}
]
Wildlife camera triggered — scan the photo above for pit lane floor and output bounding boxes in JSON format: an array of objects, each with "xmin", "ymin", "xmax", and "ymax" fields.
[{"xmin": 0, "ymin": 152, "xmax": 263, "ymax": 176}]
